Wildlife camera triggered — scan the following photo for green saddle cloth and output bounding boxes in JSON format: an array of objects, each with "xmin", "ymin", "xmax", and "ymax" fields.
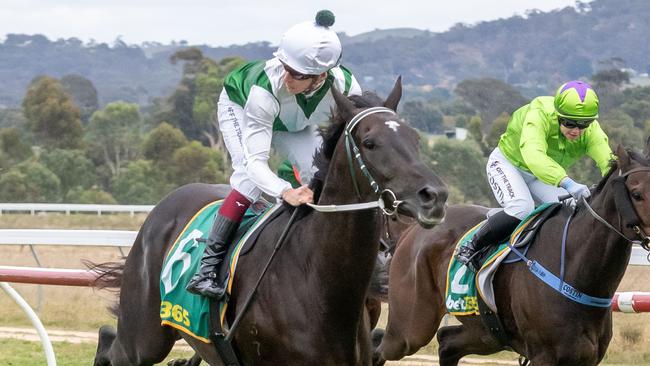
[
  {"xmin": 159, "ymin": 200, "xmax": 275, "ymax": 342},
  {"xmin": 444, "ymin": 203, "xmax": 554, "ymax": 316}
]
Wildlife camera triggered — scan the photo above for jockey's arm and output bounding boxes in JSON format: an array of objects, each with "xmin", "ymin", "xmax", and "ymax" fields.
[
  {"xmin": 584, "ymin": 120, "xmax": 615, "ymax": 176},
  {"xmin": 242, "ymin": 86, "xmax": 293, "ymax": 198},
  {"xmin": 519, "ymin": 109, "xmax": 568, "ymax": 187}
]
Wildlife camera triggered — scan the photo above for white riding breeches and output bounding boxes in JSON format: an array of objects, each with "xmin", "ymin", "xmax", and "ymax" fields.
[
  {"xmin": 486, "ymin": 147, "xmax": 568, "ymax": 220},
  {"xmin": 217, "ymin": 94, "xmax": 321, "ymax": 202}
]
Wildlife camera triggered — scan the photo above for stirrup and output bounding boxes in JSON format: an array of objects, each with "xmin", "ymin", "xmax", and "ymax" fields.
[
  {"xmin": 186, "ymin": 277, "xmax": 227, "ymax": 300},
  {"xmin": 456, "ymin": 246, "xmax": 476, "ymax": 264}
]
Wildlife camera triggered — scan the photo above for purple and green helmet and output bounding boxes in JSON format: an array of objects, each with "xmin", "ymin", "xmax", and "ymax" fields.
[{"xmin": 554, "ymin": 80, "xmax": 599, "ymax": 120}]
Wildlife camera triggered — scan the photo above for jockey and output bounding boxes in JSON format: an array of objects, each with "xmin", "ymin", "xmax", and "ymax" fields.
[
  {"xmin": 187, "ymin": 10, "xmax": 362, "ymax": 298},
  {"xmin": 456, "ymin": 80, "xmax": 614, "ymax": 271}
]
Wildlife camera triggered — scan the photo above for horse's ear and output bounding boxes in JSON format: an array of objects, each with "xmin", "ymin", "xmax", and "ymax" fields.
[
  {"xmin": 331, "ymin": 84, "xmax": 355, "ymax": 122},
  {"xmin": 616, "ymin": 144, "xmax": 631, "ymax": 170},
  {"xmin": 383, "ymin": 76, "xmax": 402, "ymax": 111}
]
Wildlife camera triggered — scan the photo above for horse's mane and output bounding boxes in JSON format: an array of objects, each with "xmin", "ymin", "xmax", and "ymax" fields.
[
  {"xmin": 308, "ymin": 91, "xmax": 386, "ymax": 201},
  {"xmin": 593, "ymin": 148, "xmax": 650, "ymax": 194}
]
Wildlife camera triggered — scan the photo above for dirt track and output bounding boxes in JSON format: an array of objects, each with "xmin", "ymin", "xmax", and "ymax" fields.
[{"xmin": 0, "ymin": 326, "xmax": 517, "ymax": 365}]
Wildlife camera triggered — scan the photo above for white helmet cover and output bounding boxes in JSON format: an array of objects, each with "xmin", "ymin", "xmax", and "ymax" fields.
[{"xmin": 274, "ymin": 20, "xmax": 342, "ymax": 75}]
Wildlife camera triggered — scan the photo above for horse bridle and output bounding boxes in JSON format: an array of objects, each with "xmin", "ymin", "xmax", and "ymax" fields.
[
  {"xmin": 581, "ymin": 166, "xmax": 650, "ymax": 251},
  {"xmin": 306, "ymin": 106, "xmax": 405, "ymax": 215}
]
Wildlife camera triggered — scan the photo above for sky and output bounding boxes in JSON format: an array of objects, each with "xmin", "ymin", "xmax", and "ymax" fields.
[{"xmin": 0, "ymin": 0, "xmax": 581, "ymax": 47}]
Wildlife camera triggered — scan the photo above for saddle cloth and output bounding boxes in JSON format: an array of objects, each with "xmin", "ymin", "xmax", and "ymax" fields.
[
  {"xmin": 445, "ymin": 202, "xmax": 559, "ymax": 315},
  {"xmin": 159, "ymin": 199, "xmax": 280, "ymax": 342}
]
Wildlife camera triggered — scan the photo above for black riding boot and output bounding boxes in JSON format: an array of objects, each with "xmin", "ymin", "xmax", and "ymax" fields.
[
  {"xmin": 456, "ymin": 210, "xmax": 520, "ymax": 271},
  {"xmin": 186, "ymin": 213, "xmax": 240, "ymax": 299}
]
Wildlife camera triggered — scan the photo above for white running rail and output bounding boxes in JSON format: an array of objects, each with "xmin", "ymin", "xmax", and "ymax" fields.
[
  {"xmin": 0, "ymin": 229, "xmax": 137, "ymax": 247},
  {"xmin": 0, "ymin": 203, "xmax": 153, "ymax": 216}
]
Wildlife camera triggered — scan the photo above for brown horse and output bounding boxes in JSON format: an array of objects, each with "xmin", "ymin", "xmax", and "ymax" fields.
[
  {"xmin": 373, "ymin": 142, "xmax": 650, "ymax": 366},
  {"xmin": 91, "ymin": 78, "xmax": 448, "ymax": 366}
]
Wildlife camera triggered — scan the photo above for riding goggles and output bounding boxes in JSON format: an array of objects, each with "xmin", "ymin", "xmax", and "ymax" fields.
[
  {"xmin": 559, "ymin": 117, "xmax": 594, "ymax": 130},
  {"xmin": 282, "ymin": 63, "xmax": 317, "ymax": 80}
]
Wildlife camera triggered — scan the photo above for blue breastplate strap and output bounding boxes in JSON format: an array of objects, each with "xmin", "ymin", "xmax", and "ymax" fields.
[
  {"xmin": 507, "ymin": 212, "xmax": 612, "ymax": 308},
  {"xmin": 525, "ymin": 257, "xmax": 612, "ymax": 307}
]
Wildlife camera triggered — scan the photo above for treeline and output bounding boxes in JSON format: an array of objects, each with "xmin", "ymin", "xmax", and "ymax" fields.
[
  {"xmin": 1, "ymin": 0, "xmax": 650, "ymax": 107},
  {"xmin": 1, "ymin": 49, "xmax": 649, "ymax": 206}
]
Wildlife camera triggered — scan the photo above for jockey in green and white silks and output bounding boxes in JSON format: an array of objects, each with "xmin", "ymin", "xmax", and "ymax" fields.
[
  {"xmin": 218, "ymin": 59, "xmax": 360, "ymax": 201},
  {"xmin": 456, "ymin": 80, "xmax": 614, "ymax": 271},
  {"xmin": 186, "ymin": 10, "xmax": 362, "ymax": 299}
]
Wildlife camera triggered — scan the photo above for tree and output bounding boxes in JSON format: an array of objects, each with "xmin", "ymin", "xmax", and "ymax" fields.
[
  {"xmin": 600, "ymin": 109, "xmax": 643, "ymax": 149},
  {"xmin": 485, "ymin": 112, "xmax": 510, "ymax": 149},
  {"xmin": 22, "ymin": 76, "xmax": 83, "ymax": 149},
  {"xmin": 467, "ymin": 116, "xmax": 489, "ymax": 156},
  {"xmin": 0, "ymin": 161, "xmax": 61, "ymax": 202},
  {"xmin": 60, "ymin": 74, "xmax": 99, "ymax": 123},
  {"xmin": 39, "ymin": 149, "xmax": 96, "ymax": 197},
  {"xmin": 591, "ymin": 69, "xmax": 630, "ymax": 113},
  {"xmin": 0, "ymin": 127, "xmax": 32, "ymax": 165},
  {"xmin": 422, "ymin": 138, "xmax": 492, "ymax": 205},
  {"xmin": 619, "ymin": 86, "xmax": 650, "ymax": 128},
  {"xmin": 112, "ymin": 160, "xmax": 168, "ymax": 204},
  {"xmin": 400, "ymin": 100, "xmax": 444, "ymax": 133},
  {"xmin": 142, "ymin": 122, "xmax": 188, "ymax": 164},
  {"xmin": 66, "ymin": 187, "xmax": 117, "ymax": 204},
  {"xmin": 168, "ymin": 141, "xmax": 226, "ymax": 187},
  {"xmin": 86, "ymin": 102, "xmax": 142, "ymax": 178},
  {"xmin": 165, "ymin": 49, "xmax": 245, "ymax": 148},
  {"xmin": 455, "ymin": 78, "xmax": 528, "ymax": 129},
  {"xmin": 0, "ymin": 108, "xmax": 27, "ymax": 129}
]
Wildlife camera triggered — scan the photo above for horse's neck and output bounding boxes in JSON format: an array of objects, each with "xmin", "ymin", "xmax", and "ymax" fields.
[
  {"xmin": 306, "ymin": 158, "xmax": 381, "ymax": 302},
  {"xmin": 567, "ymin": 187, "xmax": 633, "ymax": 297}
]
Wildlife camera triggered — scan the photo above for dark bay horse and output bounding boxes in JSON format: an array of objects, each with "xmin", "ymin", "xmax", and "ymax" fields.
[
  {"xmin": 373, "ymin": 142, "xmax": 650, "ymax": 366},
  {"xmin": 92, "ymin": 78, "xmax": 448, "ymax": 366}
]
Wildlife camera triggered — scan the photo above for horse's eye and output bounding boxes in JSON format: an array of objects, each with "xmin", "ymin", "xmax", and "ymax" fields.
[
  {"xmin": 362, "ymin": 139, "xmax": 375, "ymax": 150},
  {"xmin": 631, "ymin": 191, "xmax": 643, "ymax": 201}
]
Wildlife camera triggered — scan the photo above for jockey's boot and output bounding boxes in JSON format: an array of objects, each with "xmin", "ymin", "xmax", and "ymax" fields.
[
  {"xmin": 186, "ymin": 212, "xmax": 240, "ymax": 299},
  {"xmin": 456, "ymin": 210, "xmax": 521, "ymax": 272}
]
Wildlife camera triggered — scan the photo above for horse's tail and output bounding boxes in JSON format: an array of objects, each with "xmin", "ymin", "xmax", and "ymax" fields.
[
  {"xmin": 83, "ymin": 259, "xmax": 125, "ymax": 317},
  {"xmin": 368, "ymin": 253, "xmax": 391, "ymax": 302}
]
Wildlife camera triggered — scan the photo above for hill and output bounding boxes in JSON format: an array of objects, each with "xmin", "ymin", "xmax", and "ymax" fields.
[{"xmin": 0, "ymin": 0, "xmax": 648, "ymax": 107}]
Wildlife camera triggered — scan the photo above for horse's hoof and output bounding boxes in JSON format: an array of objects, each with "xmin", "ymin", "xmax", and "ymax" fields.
[
  {"xmin": 167, "ymin": 358, "xmax": 187, "ymax": 366},
  {"xmin": 371, "ymin": 328, "xmax": 385, "ymax": 349}
]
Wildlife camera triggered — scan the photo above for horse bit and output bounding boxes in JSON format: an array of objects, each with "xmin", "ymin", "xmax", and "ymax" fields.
[{"xmin": 307, "ymin": 106, "xmax": 405, "ymax": 217}]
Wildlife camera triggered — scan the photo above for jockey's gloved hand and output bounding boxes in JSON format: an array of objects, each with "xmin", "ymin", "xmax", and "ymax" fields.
[{"xmin": 560, "ymin": 176, "xmax": 591, "ymax": 200}]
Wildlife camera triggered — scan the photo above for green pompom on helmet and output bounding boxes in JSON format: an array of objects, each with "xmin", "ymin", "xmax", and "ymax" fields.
[
  {"xmin": 315, "ymin": 10, "xmax": 335, "ymax": 27},
  {"xmin": 554, "ymin": 80, "xmax": 599, "ymax": 120}
]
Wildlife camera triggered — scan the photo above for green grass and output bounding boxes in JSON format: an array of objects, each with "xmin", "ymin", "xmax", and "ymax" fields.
[{"xmin": 0, "ymin": 339, "xmax": 202, "ymax": 366}]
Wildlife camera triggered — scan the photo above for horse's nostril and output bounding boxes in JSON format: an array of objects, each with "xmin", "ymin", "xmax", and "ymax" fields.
[{"xmin": 418, "ymin": 185, "xmax": 439, "ymax": 207}]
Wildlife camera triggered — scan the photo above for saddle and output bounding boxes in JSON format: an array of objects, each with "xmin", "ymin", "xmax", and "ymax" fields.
[
  {"xmin": 446, "ymin": 202, "xmax": 563, "ymax": 316},
  {"xmin": 159, "ymin": 199, "xmax": 285, "ymax": 343}
]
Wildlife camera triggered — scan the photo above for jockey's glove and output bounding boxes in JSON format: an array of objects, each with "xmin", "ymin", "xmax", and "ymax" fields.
[{"xmin": 560, "ymin": 176, "xmax": 591, "ymax": 200}]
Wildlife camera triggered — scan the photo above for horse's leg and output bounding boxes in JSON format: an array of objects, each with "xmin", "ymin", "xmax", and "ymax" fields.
[
  {"xmin": 437, "ymin": 321, "xmax": 501, "ymax": 366},
  {"xmin": 93, "ymin": 325, "xmax": 117, "ymax": 366},
  {"xmin": 94, "ymin": 304, "xmax": 177, "ymax": 366},
  {"xmin": 94, "ymin": 237, "xmax": 179, "ymax": 365},
  {"xmin": 167, "ymin": 353, "xmax": 202, "ymax": 366},
  {"xmin": 366, "ymin": 296, "xmax": 382, "ymax": 330},
  {"xmin": 374, "ymin": 236, "xmax": 447, "ymax": 364}
]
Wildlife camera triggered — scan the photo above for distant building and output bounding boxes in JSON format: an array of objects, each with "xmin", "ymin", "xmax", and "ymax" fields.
[{"xmin": 422, "ymin": 127, "xmax": 468, "ymax": 147}]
